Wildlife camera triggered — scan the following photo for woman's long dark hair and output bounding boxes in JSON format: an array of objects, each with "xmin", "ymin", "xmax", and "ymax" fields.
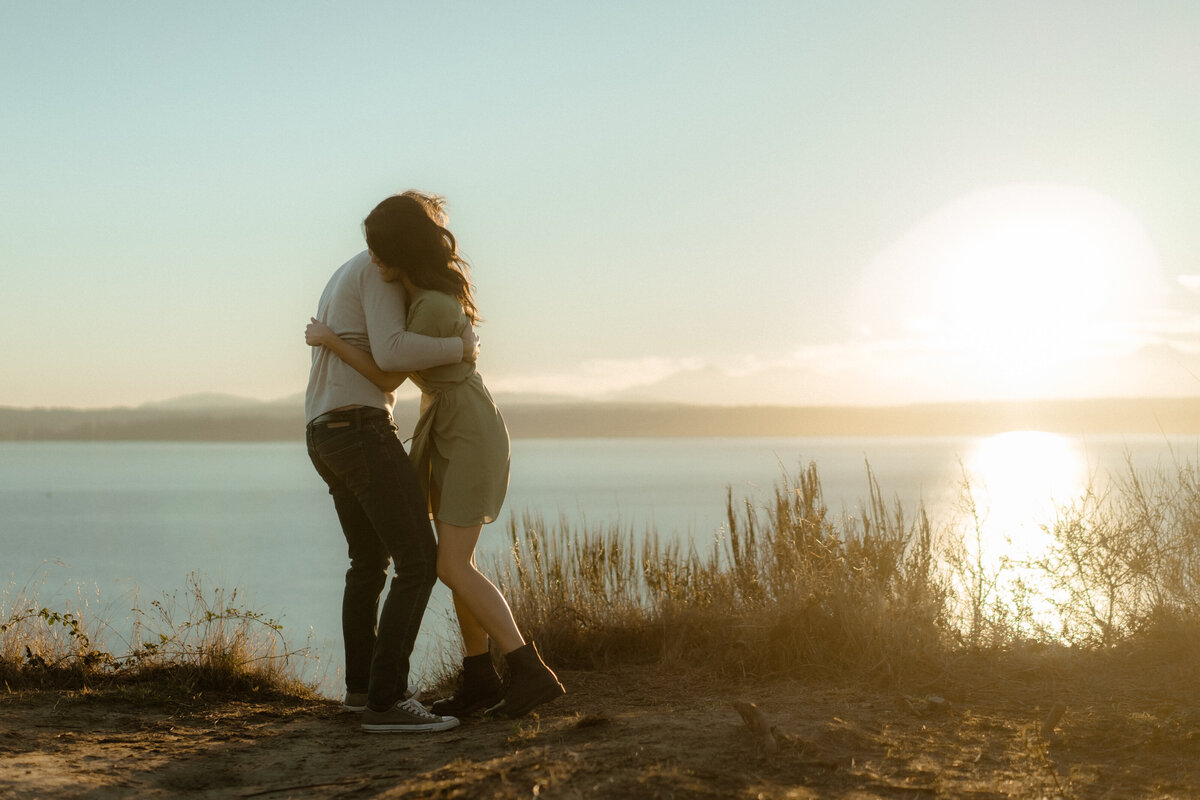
[{"xmin": 363, "ymin": 191, "xmax": 480, "ymax": 324}]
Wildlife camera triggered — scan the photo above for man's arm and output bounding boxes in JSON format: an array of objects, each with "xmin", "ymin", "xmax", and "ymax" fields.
[
  {"xmin": 362, "ymin": 271, "xmax": 469, "ymax": 371},
  {"xmin": 307, "ymin": 318, "xmax": 407, "ymax": 390}
]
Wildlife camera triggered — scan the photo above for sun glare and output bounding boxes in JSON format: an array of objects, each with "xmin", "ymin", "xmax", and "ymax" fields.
[
  {"xmin": 957, "ymin": 431, "xmax": 1090, "ymax": 632},
  {"xmin": 852, "ymin": 184, "xmax": 1165, "ymax": 398},
  {"xmin": 964, "ymin": 431, "xmax": 1088, "ymax": 555}
]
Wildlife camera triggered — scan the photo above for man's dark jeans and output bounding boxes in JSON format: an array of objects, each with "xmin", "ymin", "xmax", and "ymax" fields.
[{"xmin": 306, "ymin": 406, "xmax": 436, "ymax": 712}]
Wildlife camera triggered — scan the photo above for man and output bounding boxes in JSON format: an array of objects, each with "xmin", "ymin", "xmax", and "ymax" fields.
[{"xmin": 305, "ymin": 248, "xmax": 477, "ymax": 733}]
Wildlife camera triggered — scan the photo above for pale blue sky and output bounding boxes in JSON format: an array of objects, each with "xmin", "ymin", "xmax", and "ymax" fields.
[{"xmin": 3, "ymin": 2, "xmax": 1198, "ymax": 408}]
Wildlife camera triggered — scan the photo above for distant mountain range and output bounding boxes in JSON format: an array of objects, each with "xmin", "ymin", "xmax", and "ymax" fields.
[
  {"xmin": 136, "ymin": 392, "xmax": 305, "ymax": 411},
  {"xmin": 1, "ymin": 394, "xmax": 1199, "ymax": 441}
]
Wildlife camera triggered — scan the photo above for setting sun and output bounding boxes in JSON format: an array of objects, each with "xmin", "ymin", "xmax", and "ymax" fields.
[{"xmin": 852, "ymin": 184, "xmax": 1167, "ymax": 398}]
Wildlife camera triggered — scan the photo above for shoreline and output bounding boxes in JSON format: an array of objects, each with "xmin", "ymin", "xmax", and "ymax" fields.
[{"xmin": 3, "ymin": 396, "xmax": 1200, "ymax": 441}]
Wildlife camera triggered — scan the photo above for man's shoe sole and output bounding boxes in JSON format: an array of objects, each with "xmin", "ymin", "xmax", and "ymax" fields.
[
  {"xmin": 361, "ymin": 718, "xmax": 460, "ymax": 733},
  {"xmin": 344, "ymin": 686, "xmax": 420, "ymax": 713}
]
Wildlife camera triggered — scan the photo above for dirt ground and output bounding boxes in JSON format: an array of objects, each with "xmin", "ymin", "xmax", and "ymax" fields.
[{"xmin": 3, "ymin": 664, "xmax": 1199, "ymax": 799}]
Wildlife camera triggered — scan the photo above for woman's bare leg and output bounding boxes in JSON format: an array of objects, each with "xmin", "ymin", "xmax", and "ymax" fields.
[
  {"xmin": 436, "ymin": 520, "xmax": 525, "ymax": 655},
  {"xmin": 451, "ymin": 588, "xmax": 489, "ymax": 656}
]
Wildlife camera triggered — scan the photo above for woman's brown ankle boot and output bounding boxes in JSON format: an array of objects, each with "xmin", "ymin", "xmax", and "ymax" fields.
[
  {"xmin": 431, "ymin": 652, "xmax": 504, "ymax": 716},
  {"xmin": 485, "ymin": 642, "xmax": 565, "ymax": 718}
]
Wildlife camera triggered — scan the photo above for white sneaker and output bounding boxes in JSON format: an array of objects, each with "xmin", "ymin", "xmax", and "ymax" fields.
[
  {"xmin": 343, "ymin": 684, "xmax": 421, "ymax": 712},
  {"xmin": 361, "ymin": 697, "xmax": 460, "ymax": 733}
]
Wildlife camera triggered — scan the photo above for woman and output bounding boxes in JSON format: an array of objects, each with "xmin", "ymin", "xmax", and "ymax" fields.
[{"xmin": 305, "ymin": 191, "xmax": 564, "ymax": 719}]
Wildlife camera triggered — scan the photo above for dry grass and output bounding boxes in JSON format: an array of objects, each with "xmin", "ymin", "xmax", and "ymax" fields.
[
  {"xmin": 493, "ymin": 457, "xmax": 1200, "ymax": 690},
  {"xmin": 495, "ymin": 462, "xmax": 945, "ymax": 684},
  {"xmin": 0, "ymin": 572, "xmax": 317, "ymax": 699}
]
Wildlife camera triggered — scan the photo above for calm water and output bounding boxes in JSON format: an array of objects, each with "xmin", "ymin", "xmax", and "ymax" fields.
[{"xmin": 2, "ymin": 435, "xmax": 1196, "ymax": 692}]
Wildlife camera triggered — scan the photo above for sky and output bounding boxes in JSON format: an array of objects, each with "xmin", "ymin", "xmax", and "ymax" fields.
[{"xmin": 2, "ymin": 1, "xmax": 1198, "ymax": 409}]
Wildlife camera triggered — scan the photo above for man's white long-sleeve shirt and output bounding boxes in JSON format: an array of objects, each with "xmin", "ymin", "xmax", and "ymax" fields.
[{"xmin": 305, "ymin": 251, "xmax": 462, "ymax": 423}]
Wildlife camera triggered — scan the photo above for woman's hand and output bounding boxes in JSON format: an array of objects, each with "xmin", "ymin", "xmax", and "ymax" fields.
[
  {"xmin": 460, "ymin": 324, "xmax": 480, "ymax": 363},
  {"xmin": 305, "ymin": 317, "xmax": 334, "ymax": 347}
]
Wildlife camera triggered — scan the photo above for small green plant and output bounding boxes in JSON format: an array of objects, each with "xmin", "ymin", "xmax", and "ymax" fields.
[
  {"xmin": 505, "ymin": 714, "xmax": 543, "ymax": 746},
  {"xmin": 0, "ymin": 607, "xmax": 115, "ymax": 673}
]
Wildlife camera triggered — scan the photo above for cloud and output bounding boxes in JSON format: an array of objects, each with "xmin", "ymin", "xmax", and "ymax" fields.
[
  {"xmin": 1178, "ymin": 274, "xmax": 1200, "ymax": 292},
  {"xmin": 488, "ymin": 295, "xmax": 1200, "ymax": 407},
  {"xmin": 1134, "ymin": 308, "xmax": 1200, "ymax": 354},
  {"xmin": 488, "ymin": 339, "xmax": 1002, "ymax": 406},
  {"xmin": 488, "ymin": 356, "xmax": 707, "ymax": 398}
]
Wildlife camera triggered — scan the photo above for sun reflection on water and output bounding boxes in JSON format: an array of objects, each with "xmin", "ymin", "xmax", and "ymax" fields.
[
  {"xmin": 965, "ymin": 431, "xmax": 1089, "ymax": 559},
  {"xmin": 955, "ymin": 431, "xmax": 1091, "ymax": 633}
]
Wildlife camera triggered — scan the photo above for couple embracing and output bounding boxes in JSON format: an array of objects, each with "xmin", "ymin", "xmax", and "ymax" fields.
[{"xmin": 304, "ymin": 191, "xmax": 563, "ymax": 733}]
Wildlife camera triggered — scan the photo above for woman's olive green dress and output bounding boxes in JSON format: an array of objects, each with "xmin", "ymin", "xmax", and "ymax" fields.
[{"xmin": 405, "ymin": 288, "xmax": 510, "ymax": 526}]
